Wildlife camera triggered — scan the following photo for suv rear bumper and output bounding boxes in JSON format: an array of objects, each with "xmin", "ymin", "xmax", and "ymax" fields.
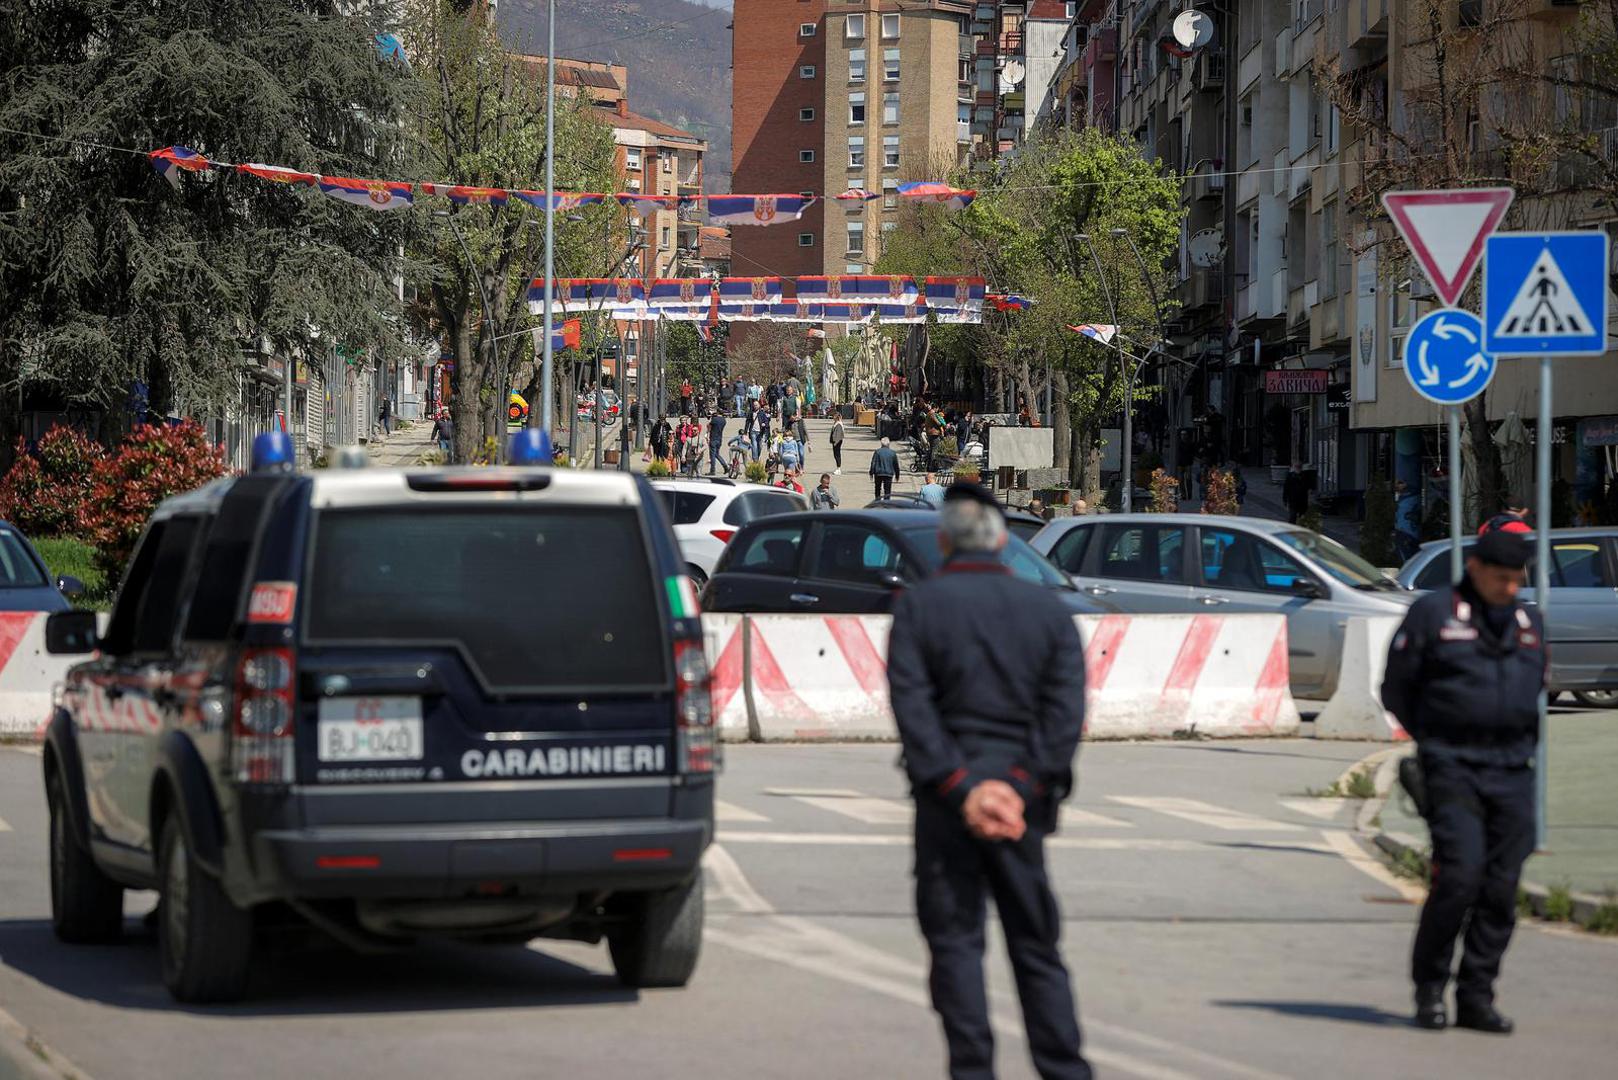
[{"xmin": 249, "ymin": 818, "xmax": 710, "ymax": 900}]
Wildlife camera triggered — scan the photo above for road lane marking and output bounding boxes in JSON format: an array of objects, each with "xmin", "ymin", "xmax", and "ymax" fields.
[
  {"xmin": 704, "ymin": 843, "xmax": 774, "ymax": 913},
  {"xmin": 1320, "ymin": 829, "xmax": 1426, "ymax": 903},
  {"xmin": 715, "ymin": 831, "xmax": 1332, "ymax": 853},
  {"xmin": 0, "ymin": 1002, "xmax": 92, "ymax": 1080},
  {"xmin": 761, "ymin": 786, "xmax": 866, "ymax": 798},
  {"xmin": 792, "ymin": 795, "xmax": 913, "ymax": 825},
  {"xmin": 1107, "ymin": 796, "xmax": 1305, "ymax": 832},
  {"xmin": 0, "ymin": 816, "xmax": 11, "ymax": 832},
  {"xmin": 1277, "ymin": 798, "xmax": 1350, "ymax": 821},
  {"xmin": 715, "ymin": 799, "xmax": 770, "ymax": 823},
  {"xmin": 1061, "ymin": 806, "xmax": 1135, "ymax": 828}
]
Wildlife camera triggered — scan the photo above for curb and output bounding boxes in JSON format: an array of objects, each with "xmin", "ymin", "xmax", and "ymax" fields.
[{"xmin": 0, "ymin": 1008, "xmax": 82, "ymax": 1080}]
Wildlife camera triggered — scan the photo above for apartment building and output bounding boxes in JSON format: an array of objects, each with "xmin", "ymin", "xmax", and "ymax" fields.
[
  {"xmin": 1090, "ymin": 0, "xmax": 1617, "ymax": 523},
  {"xmin": 733, "ymin": 1, "xmax": 978, "ymax": 276}
]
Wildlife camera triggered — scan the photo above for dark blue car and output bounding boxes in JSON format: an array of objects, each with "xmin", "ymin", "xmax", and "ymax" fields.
[{"xmin": 0, "ymin": 521, "xmax": 83, "ymax": 612}]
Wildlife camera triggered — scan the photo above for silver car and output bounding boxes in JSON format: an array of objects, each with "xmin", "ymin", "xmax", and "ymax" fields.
[
  {"xmin": 1030, "ymin": 513, "xmax": 1414, "ymax": 700},
  {"xmin": 1397, "ymin": 529, "xmax": 1618, "ymax": 707}
]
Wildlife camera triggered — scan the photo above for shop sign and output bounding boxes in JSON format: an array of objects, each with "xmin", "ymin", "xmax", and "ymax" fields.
[
  {"xmin": 1263, "ymin": 369, "xmax": 1329, "ymax": 394},
  {"xmin": 1579, "ymin": 416, "xmax": 1618, "ymax": 447},
  {"xmin": 1326, "ymin": 384, "xmax": 1352, "ymax": 411}
]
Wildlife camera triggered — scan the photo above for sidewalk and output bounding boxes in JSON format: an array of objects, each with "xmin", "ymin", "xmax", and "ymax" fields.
[
  {"xmin": 1377, "ymin": 709, "xmax": 1618, "ymax": 913},
  {"xmin": 1180, "ymin": 467, "xmax": 1364, "ymax": 551},
  {"xmin": 365, "ymin": 419, "xmax": 435, "ymax": 466}
]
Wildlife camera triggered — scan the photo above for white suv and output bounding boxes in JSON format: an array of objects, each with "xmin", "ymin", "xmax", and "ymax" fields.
[{"xmin": 649, "ymin": 477, "xmax": 809, "ymax": 586}]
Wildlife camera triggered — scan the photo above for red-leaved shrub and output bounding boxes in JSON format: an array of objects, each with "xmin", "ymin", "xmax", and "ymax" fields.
[
  {"xmin": 82, "ymin": 422, "xmax": 228, "ymax": 581},
  {"xmin": 0, "ymin": 426, "xmax": 107, "ymax": 537}
]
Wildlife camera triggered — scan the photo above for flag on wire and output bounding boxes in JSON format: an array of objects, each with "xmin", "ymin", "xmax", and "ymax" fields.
[
  {"xmin": 704, "ymin": 194, "xmax": 815, "ymax": 226},
  {"xmin": 551, "ymin": 319, "xmax": 582, "ymax": 351},
  {"xmin": 1065, "ymin": 323, "xmax": 1119, "ymax": 344},
  {"xmin": 512, "ymin": 191, "xmax": 606, "ymax": 211},
  {"xmin": 614, "ymin": 193, "xmax": 685, "ymax": 215},
  {"xmin": 988, "ymin": 294, "xmax": 1034, "ymax": 311},
  {"xmin": 148, "ymin": 146, "xmax": 213, "ymax": 188},
  {"xmin": 696, "ymin": 323, "xmax": 713, "ymax": 343},
  {"xmin": 236, "ymin": 163, "xmax": 317, "ymax": 187},
  {"xmin": 796, "ymin": 275, "xmax": 918, "ymax": 303},
  {"xmin": 421, "ymin": 183, "xmax": 509, "ymax": 206},
  {"xmin": 648, "ymin": 278, "xmax": 716, "ymax": 310},
  {"xmin": 896, "ymin": 181, "xmax": 977, "ymax": 210},
  {"xmin": 718, "ymin": 277, "xmax": 784, "ymax": 304},
  {"xmin": 922, "ymin": 276, "xmax": 986, "ymax": 312},
  {"xmin": 833, "ymin": 188, "xmax": 880, "ymax": 201},
  {"xmin": 317, "ymin": 176, "xmax": 415, "ymax": 211}
]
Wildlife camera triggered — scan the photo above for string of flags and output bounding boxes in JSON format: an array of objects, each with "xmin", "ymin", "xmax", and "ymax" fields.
[
  {"xmin": 147, "ymin": 145, "xmax": 976, "ymax": 222},
  {"xmin": 526, "ymin": 275, "xmax": 993, "ymax": 326}
]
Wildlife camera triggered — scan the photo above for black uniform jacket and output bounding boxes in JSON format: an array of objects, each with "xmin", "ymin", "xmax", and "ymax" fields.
[
  {"xmin": 887, "ymin": 555, "xmax": 1087, "ymax": 813},
  {"xmin": 1380, "ymin": 577, "xmax": 1547, "ymax": 765}
]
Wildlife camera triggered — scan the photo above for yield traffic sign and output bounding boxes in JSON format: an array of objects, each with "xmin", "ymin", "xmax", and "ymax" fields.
[
  {"xmin": 1483, "ymin": 231, "xmax": 1610, "ymax": 356},
  {"xmin": 1403, "ymin": 308, "xmax": 1496, "ymax": 405},
  {"xmin": 1382, "ymin": 187, "xmax": 1514, "ymax": 306}
]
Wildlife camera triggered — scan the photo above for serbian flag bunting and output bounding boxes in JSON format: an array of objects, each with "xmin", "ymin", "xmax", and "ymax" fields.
[
  {"xmin": 718, "ymin": 276, "xmax": 784, "ymax": 304},
  {"xmin": 897, "ymin": 181, "xmax": 977, "ymax": 210},
  {"xmin": 526, "ymin": 278, "xmax": 647, "ymax": 311},
  {"xmin": 615, "ymin": 193, "xmax": 685, "ymax": 215},
  {"xmin": 648, "ymin": 278, "xmax": 716, "ymax": 310},
  {"xmin": 989, "ymin": 294, "xmax": 1034, "ymax": 311},
  {"xmin": 922, "ymin": 276, "xmax": 987, "ymax": 310},
  {"xmin": 512, "ymin": 191, "xmax": 606, "ymax": 211},
  {"xmin": 149, "ymin": 146, "xmax": 214, "ymax": 188},
  {"xmin": 236, "ymin": 163, "xmax": 316, "ymax": 187},
  {"xmin": 1065, "ymin": 323, "xmax": 1119, "ymax": 344},
  {"xmin": 705, "ymin": 195, "xmax": 814, "ymax": 226},
  {"xmin": 874, "ymin": 302, "xmax": 929, "ymax": 324},
  {"xmin": 317, "ymin": 175, "xmax": 414, "ymax": 211},
  {"xmin": 834, "ymin": 188, "xmax": 880, "ymax": 201},
  {"xmin": 807, "ymin": 275, "xmax": 918, "ymax": 303},
  {"xmin": 550, "ymin": 319, "xmax": 582, "ymax": 351},
  {"xmin": 696, "ymin": 323, "xmax": 713, "ymax": 343},
  {"xmin": 421, "ymin": 183, "xmax": 509, "ymax": 206}
]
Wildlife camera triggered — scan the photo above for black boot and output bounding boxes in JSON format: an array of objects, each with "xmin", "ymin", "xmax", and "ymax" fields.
[
  {"xmin": 1455, "ymin": 1001, "xmax": 1514, "ymax": 1035},
  {"xmin": 1414, "ymin": 984, "xmax": 1448, "ymax": 1031}
]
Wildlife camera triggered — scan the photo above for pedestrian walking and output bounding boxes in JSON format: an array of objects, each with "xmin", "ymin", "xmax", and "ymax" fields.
[
  {"xmin": 378, "ymin": 396, "xmax": 392, "ymax": 435},
  {"xmin": 778, "ymin": 431, "xmax": 803, "ymax": 476},
  {"xmin": 870, "ymin": 436, "xmax": 901, "ymax": 501},
  {"xmin": 1282, "ymin": 463, "xmax": 1310, "ymax": 524},
  {"xmin": 733, "ymin": 377, "xmax": 747, "ymax": 418},
  {"xmin": 811, "ymin": 472, "xmax": 840, "ymax": 510},
  {"xmin": 775, "ymin": 469, "xmax": 805, "ymax": 495},
  {"xmin": 430, "ymin": 411, "xmax": 453, "ymax": 457},
  {"xmin": 651, "ymin": 415, "xmax": 672, "ymax": 467},
  {"xmin": 919, "ymin": 472, "xmax": 946, "ymax": 509},
  {"xmin": 680, "ymin": 379, "xmax": 693, "ymax": 415},
  {"xmin": 708, "ymin": 411, "xmax": 727, "ymax": 476},
  {"xmin": 887, "ymin": 483, "xmax": 1092, "ymax": 1080},
  {"xmin": 830, "ymin": 415, "xmax": 845, "ymax": 473},
  {"xmin": 1381, "ymin": 530, "xmax": 1546, "ymax": 1036},
  {"xmin": 1232, "ymin": 466, "xmax": 1248, "ymax": 513},
  {"xmin": 753, "ymin": 403, "xmax": 771, "ymax": 461}
]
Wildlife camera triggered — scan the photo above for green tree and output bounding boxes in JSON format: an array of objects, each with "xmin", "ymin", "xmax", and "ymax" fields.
[
  {"xmin": 0, "ymin": 0, "xmax": 422, "ymax": 465},
  {"xmin": 401, "ymin": 0, "xmax": 620, "ymax": 461}
]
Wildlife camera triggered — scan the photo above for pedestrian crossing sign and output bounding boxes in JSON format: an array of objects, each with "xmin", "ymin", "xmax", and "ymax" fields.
[{"xmin": 1483, "ymin": 231, "xmax": 1610, "ymax": 356}]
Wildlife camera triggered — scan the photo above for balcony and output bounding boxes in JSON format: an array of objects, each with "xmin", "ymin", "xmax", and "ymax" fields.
[
  {"xmin": 998, "ymin": 31, "xmax": 1024, "ymax": 56},
  {"xmin": 1236, "ymin": 281, "xmax": 1257, "ymax": 322},
  {"xmin": 1083, "ymin": 27, "xmax": 1117, "ymax": 67},
  {"xmin": 1274, "ymin": 270, "xmax": 1292, "ymax": 323},
  {"xmin": 1238, "ymin": 43, "xmax": 1262, "ymax": 94},
  {"xmin": 1189, "ymin": 163, "xmax": 1226, "ymax": 201},
  {"xmin": 1182, "ymin": 268, "xmax": 1224, "ymax": 310},
  {"xmin": 1347, "ymin": 0, "xmax": 1390, "ymax": 49},
  {"xmin": 1236, "ymin": 164, "xmax": 1260, "ymax": 206},
  {"xmin": 1276, "ymin": 27, "xmax": 1293, "ymax": 77},
  {"xmin": 1195, "ymin": 50, "xmax": 1225, "ymax": 90}
]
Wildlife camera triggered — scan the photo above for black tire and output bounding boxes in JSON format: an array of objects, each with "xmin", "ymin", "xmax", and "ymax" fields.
[
  {"xmin": 1574, "ymin": 689, "xmax": 1618, "ymax": 709},
  {"xmin": 686, "ymin": 565, "xmax": 708, "ymax": 592},
  {"xmin": 47, "ymin": 775, "xmax": 123, "ymax": 943},
  {"xmin": 158, "ymin": 817, "xmax": 254, "ymax": 1003},
  {"xmin": 607, "ymin": 875, "xmax": 703, "ymax": 989}
]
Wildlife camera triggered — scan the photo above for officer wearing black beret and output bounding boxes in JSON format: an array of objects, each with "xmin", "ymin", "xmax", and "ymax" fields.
[
  {"xmin": 886, "ymin": 482, "xmax": 1092, "ymax": 1080},
  {"xmin": 1381, "ymin": 529, "xmax": 1546, "ymax": 1035}
]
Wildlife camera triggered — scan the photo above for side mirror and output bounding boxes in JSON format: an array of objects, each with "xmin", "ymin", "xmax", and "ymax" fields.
[
  {"xmin": 56, "ymin": 574, "xmax": 85, "ymax": 597},
  {"xmin": 1291, "ymin": 577, "xmax": 1327, "ymax": 600},
  {"xmin": 45, "ymin": 610, "xmax": 99, "ymax": 655}
]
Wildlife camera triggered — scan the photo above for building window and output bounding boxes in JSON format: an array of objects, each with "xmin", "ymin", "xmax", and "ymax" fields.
[
  {"xmin": 957, "ymin": 102, "xmax": 970, "ymax": 142},
  {"xmin": 660, "ymin": 226, "xmax": 671, "ymax": 250},
  {"xmin": 845, "ymin": 263, "xmax": 864, "ymax": 274},
  {"xmin": 625, "ymin": 148, "xmax": 641, "ymax": 171},
  {"xmin": 800, "ymin": 65, "xmax": 817, "ymax": 79},
  {"xmin": 800, "ymin": 149, "xmax": 816, "ymax": 163},
  {"xmin": 847, "ymin": 221, "xmax": 865, "ymax": 254},
  {"xmin": 845, "ymin": 13, "xmax": 865, "ymax": 39},
  {"xmin": 799, "ymin": 22, "xmax": 816, "ymax": 37},
  {"xmin": 849, "ymin": 136, "xmax": 865, "ymax": 168},
  {"xmin": 883, "ymin": 179, "xmax": 898, "ymax": 208},
  {"xmin": 662, "ymin": 154, "xmax": 673, "ymax": 174},
  {"xmin": 626, "ymin": 175, "xmax": 641, "ymax": 192},
  {"xmin": 881, "ymin": 13, "xmax": 900, "ymax": 39},
  {"xmin": 850, "ymin": 92, "xmax": 865, "ymax": 124},
  {"xmin": 799, "ymin": 107, "xmax": 816, "ymax": 122},
  {"xmin": 883, "ymin": 135, "xmax": 899, "ymax": 168},
  {"xmin": 799, "ymin": 233, "xmax": 815, "ymax": 247},
  {"xmin": 849, "ymin": 49, "xmax": 866, "ymax": 83},
  {"xmin": 799, "ymin": 190, "xmax": 816, "ymax": 199},
  {"xmin": 883, "ymin": 48, "xmax": 900, "ymax": 82},
  {"xmin": 881, "ymin": 220, "xmax": 897, "ymax": 235},
  {"xmin": 1321, "ymin": 202, "xmax": 1338, "ymax": 294},
  {"xmin": 883, "ymin": 93, "xmax": 899, "ymax": 124}
]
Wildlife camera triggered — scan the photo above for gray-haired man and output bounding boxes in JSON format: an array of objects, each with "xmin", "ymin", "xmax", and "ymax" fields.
[
  {"xmin": 870, "ymin": 436, "xmax": 901, "ymax": 501},
  {"xmin": 886, "ymin": 482, "xmax": 1092, "ymax": 1080}
]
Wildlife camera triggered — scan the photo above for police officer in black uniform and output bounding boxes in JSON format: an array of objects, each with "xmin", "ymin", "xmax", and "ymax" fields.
[
  {"xmin": 1381, "ymin": 529, "xmax": 1545, "ymax": 1035},
  {"xmin": 887, "ymin": 483, "xmax": 1091, "ymax": 1080}
]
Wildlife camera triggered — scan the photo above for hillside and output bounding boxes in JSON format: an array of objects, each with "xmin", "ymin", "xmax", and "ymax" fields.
[{"xmin": 498, "ymin": 0, "xmax": 733, "ymax": 192}]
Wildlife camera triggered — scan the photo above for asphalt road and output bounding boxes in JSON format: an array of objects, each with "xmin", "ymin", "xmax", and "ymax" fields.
[{"xmin": 1, "ymin": 739, "xmax": 1614, "ymax": 1080}]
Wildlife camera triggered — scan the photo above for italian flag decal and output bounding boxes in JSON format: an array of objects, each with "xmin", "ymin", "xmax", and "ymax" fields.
[{"xmin": 666, "ymin": 576, "xmax": 701, "ymax": 618}]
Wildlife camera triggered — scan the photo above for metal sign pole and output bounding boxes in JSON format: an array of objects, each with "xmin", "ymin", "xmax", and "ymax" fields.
[
  {"xmin": 1448, "ymin": 406, "xmax": 1463, "ymax": 582},
  {"xmin": 1534, "ymin": 356, "xmax": 1552, "ymax": 850}
]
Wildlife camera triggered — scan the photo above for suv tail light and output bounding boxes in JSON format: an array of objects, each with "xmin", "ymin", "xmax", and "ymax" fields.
[
  {"xmin": 709, "ymin": 529, "xmax": 736, "ymax": 543},
  {"xmin": 672, "ymin": 639, "xmax": 715, "ymax": 774},
  {"xmin": 231, "ymin": 647, "xmax": 296, "ymax": 785}
]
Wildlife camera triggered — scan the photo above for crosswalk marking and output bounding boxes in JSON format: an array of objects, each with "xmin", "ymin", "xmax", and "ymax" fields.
[
  {"xmin": 792, "ymin": 795, "xmax": 913, "ymax": 825},
  {"xmin": 1060, "ymin": 807, "xmax": 1135, "ymax": 829},
  {"xmin": 0, "ymin": 816, "xmax": 11, "ymax": 833},
  {"xmin": 716, "ymin": 800, "xmax": 770, "ymax": 823},
  {"xmin": 1277, "ymin": 798, "xmax": 1349, "ymax": 821},
  {"xmin": 1106, "ymin": 796, "xmax": 1305, "ymax": 832},
  {"xmin": 716, "ymin": 830, "xmax": 1331, "ymax": 853}
]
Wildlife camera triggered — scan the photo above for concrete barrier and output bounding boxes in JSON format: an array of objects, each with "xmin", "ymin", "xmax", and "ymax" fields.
[
  {"xmin": 1313, "ymin": 616, "xmax": 1409, "ymax": 741},
  {"xmin": 0, "ymin": 612, "xmax": 69, "ymax": 739},
  {"xmin": 743, "ymin": 615, "xmax": 895, "ymax": 741},
  {"xmin": 1075, "ymin": 614, "xmax": 1300, "ymax": 739},
  {"xmin": 701, "ymin": 613, "xmax": 752, "ymax": 742}
]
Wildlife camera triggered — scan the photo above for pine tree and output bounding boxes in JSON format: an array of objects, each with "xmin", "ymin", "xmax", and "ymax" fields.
[{"xmin": 0, "ymin": 1, "xmax": 424, "ymax": 463}]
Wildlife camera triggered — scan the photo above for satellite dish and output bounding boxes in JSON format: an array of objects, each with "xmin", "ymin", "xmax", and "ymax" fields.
[
  {"xmin": 1000, "ymin": 58, "xmax": 1026, "ymax": 88},
  {"xmin": 1188, "ymin": 227, "xmax": 1224, "ymax": 268},
  {"xmin": 1172, "ymin": 9, "xmax": 1216, "ymax": 50}
]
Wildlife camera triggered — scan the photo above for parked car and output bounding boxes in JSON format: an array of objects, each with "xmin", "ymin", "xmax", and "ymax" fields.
[
  {"xmin": 862, "ymin": 496, "xmax": 1046, "ymax": 543},
  {"xmin": 1029, "ymin": 513, "xmax": 1414, "ymax": 700},
  {"xmin": 1397, "ymin": 529, "xmax": 1618, "ymax": 707},
  {"xmin": 702, "ymin": 509, "xmax": 1111, "ymax": 615},
  {"xmin": 649, "ymin": 477, "xmax": 809, "ymax": 588},
  {"xmin": 0, "ymin": 520, "xmax": 83, "ymax": 612}
]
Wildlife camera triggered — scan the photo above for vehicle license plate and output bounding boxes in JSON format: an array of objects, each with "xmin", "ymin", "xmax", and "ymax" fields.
[{"xmin": 317, "ymin": 697, "xmax": 424, "ymax": 762}]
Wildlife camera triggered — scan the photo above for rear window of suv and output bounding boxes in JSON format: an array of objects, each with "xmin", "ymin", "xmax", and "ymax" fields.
[{"xmin": 305, "ymin": 508, "xmax": 667, "ymax": 691}]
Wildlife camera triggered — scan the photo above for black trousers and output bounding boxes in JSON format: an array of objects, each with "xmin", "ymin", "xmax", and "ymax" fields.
[
  {"xmin": 874, "ymin": 474, "xmax": 893, "ymax": 500},
  {"xmin": 914, "ymin": 797, "xmax": 1091, "ymax": 1080},
  {"xmin": 1412, "ymin": 754, "xmax": 1536, "ymax": 1005},
  {"xmin": 832, "ymin": 443, "xmax": 843, "ymax": 467}
]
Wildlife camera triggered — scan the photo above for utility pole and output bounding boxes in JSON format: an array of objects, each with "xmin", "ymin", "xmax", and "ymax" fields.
[{"xmin": 538, "ymin": 0, "xmax": 557, "ymax": 437}]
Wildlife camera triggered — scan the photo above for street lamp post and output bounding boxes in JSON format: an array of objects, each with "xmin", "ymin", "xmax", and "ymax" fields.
[
  {"xmin": 1076, "ymin": 233, "xmax": 1132, "ymax": 511},
  {"xmin": 1112, "ymin": 226, "xmax": 1175, "ymax": 489},
  {"xmin": 538, "ymin": 0, "xmax": 557, "ymax": 438}
]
